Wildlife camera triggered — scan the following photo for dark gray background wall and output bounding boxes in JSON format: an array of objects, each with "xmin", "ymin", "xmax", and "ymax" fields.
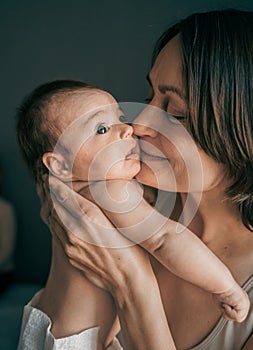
[{"xmin": 1, "ymin": 0, "xmax": 253, "ymax": 284}]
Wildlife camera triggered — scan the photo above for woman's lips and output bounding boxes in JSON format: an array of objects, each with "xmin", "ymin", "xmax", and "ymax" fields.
[
  {"xmin": 140, "ymin": 149, "xmax": 167, "ymax": 160},
  {"xmin": 139, "ymin": 140, "xmax": 167, "ymax": 160}
]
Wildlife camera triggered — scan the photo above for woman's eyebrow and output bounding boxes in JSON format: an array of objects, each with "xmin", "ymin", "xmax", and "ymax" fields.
[
  {"xmin": 159, "ymin": 85, "xmax": 187, "ymax": 101},
  {"xmin": 146, "ymin": 74, "xmax": 186, "ymax": 101}
]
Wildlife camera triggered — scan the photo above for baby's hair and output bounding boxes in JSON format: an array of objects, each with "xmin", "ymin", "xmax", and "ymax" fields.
[{"xmin": 16, "ymin": 80, "xmax": 99, "ymax": 182}]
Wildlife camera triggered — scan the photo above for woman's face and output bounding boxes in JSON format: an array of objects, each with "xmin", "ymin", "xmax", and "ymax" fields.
[{"xmin": 134, "ymin": 35, "xmax": 226, "ymax": 193}]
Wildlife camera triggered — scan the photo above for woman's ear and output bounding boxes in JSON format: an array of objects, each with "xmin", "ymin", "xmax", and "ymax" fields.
[{"xmin": 42, "ymin": 152, "xmax": 72, "ymax": 181}]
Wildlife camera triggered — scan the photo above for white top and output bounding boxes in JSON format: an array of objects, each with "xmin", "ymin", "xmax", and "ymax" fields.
[
  {"xmin": 0, "ymin": 197, "xmax": 16, "ymax": 273},
  {"xmin": 18, "ymin": 276, "xmax": 253, "ymax": 350},
  {"xmin": 17, "ymin": 290, "xmax": 123, "ymax": 350}
]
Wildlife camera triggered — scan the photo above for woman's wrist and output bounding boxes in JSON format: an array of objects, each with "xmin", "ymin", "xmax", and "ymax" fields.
[
  {"xmin": 112, "ymin": 265, "xmax": 156, "ymax": 308},
  {"xmin": 112, "ymin": 268, "xmax": 176, "ymax": 350}
]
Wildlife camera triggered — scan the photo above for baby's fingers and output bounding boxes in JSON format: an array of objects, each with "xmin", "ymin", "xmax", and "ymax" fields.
[{"xmin": 221, "ymin": 303, "xmax": 249, "ymax": 323}]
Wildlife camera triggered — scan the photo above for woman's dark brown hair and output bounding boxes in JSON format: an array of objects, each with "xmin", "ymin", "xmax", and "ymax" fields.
[{"xmin": 153, "ymin": 9, "xmax": 253, "ymax": 231}]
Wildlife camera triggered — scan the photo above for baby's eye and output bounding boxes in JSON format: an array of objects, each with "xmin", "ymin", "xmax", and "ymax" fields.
[{"xmin": 96, "ymin": 124, "xmax": 109, "ymax": 134}]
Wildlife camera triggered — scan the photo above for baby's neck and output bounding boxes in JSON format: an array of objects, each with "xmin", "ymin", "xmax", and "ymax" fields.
[{"xmin": 35, "ymin": 237, "xmax": 119, "ymax": 346}]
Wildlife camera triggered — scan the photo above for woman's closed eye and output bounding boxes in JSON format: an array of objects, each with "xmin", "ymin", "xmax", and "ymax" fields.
[
  {"xmin": 96, "ymin": 124, "xmax": 110, "ymax": 134},
  {"xmin": 144, "ymin": 97, "xmax": 186, "ymax": 121},
  {"xmin": 166, "ymin": 108, "xmax": 186, "ymax": 124},
  {"xmin": 167, "ymin": 114, "xmax": 186, "ymax": 126},
  {"xmin": 166, "ymin": 101, "xmax": 186, "ymax": 123}
]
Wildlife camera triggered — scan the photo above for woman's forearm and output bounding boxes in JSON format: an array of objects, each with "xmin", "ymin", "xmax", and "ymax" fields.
[{"xmin": 112, "ymin": 272, "xmax": 176, "ymax": 350}]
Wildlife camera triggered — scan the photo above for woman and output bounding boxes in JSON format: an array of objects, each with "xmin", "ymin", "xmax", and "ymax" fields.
[{"xmin": 40, "ymin": 9, "xmax": 253, "ymax": 349}]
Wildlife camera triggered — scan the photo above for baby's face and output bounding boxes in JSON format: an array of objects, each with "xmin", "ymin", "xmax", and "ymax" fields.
[{"xmin": 54, "ymin": 90, "xmax": 140, "ymax": 182}]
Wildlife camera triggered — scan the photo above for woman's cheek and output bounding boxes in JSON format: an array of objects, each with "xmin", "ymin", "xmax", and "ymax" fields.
[{"xmin": 159, "ymin": 135, "xmax": 182, "ymax": 162}]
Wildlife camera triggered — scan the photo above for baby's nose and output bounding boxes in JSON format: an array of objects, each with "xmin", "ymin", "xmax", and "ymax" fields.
[{"xmin": 120, "ymin": 122, "xmax": 134, "ymax": 138}]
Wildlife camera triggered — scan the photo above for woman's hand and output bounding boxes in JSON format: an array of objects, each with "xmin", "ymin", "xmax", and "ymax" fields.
[
  {"xmin": 37, "ymin": 175, "xmax": 152, "ymax": 294},
  {"xmin": 37, "ymin": 175, "xmax": 176, "ymax": 350}
]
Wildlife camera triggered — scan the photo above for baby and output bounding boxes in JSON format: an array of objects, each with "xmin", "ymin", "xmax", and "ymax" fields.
[{"xmin": 17, "ymin": 80, "xmax": 249, "ymax": 350}]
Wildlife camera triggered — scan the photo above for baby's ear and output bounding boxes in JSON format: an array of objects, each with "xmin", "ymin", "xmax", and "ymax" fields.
[{"xmin": 42, "ymin": 152, "xmax": 72, "ymax": 181}]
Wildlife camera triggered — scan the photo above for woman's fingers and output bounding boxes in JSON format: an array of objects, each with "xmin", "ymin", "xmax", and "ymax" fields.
[
  {"xmin": 70, "ymin": 259, "xmax": 111, "ymax": 291},
  {"xmin": 48, "ymin": 209, "xmax": 70, "ymax": 247},
  {"xmin": 49, "ymin": 216, "xmax": 111, "ymax": 292},
  {"xmin": 52, "ymin": 192, "xmax": 131, "ymax": 247},
  {"xmin": 36, "ymin": 179, "xmax": 51, "ymax": 225},
  {"xmin": 49, "ymin": 176, "xmax": 96, "ymax": 216},
  {"xmin": 48, "ymin": 176, "xmax": 121, "ymax": 230},
  {"xmin": 35, "ymin": 175, "xmax": 151, "ymax": 296},
  {"xmin": 48, "ymin": 176, "xmax": 132, "ymax": 248}
]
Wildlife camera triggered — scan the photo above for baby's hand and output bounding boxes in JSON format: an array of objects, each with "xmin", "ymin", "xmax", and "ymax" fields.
[{"xmin": 213, "ymin": 283, "xmax": 250, "ymax": 323}]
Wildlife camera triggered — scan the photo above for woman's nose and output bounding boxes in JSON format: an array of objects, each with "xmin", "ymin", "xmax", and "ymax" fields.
[
  {"xmin": 133, "ymin": 106, "xmax": 158, "ymax": 138},
  {"xmin": 133, "ymin": 123, "xmax": 158, "ymax": 138}
]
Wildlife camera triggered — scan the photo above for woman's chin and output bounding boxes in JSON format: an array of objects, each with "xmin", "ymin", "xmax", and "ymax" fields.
[{"xmin": 136, "ymin": 162, "xmax": 180, "ymax": 192}]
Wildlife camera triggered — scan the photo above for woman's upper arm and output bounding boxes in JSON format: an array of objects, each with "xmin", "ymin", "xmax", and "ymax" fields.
[{"xmin": 243, "ymin": 333, "xmax": 253, "ymax": 350}]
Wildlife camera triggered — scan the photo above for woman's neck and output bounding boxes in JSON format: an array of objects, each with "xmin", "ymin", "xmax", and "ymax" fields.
[
  {"xmin": 36, "ymin": 237, "xmax": 119, "ymax": 345},
  {"xmin": 179, "ymin": 184, "xmax": 246, "ymax": 244}
]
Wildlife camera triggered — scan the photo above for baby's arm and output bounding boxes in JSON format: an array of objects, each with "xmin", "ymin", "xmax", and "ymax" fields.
[{"xmin": 81, "ymin": 180, "xmax": 249, "ymax": 323}]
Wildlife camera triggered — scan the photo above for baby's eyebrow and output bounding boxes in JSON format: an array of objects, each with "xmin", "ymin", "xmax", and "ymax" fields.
[
  {"xmin": 80, "ymin": 107, "xmax": 123, "ymax": 126},
  {"xmin": 117, "ymin": 107, "xmax": 125, "ymax": 116},
  {"xmin": 81, "ymin": 109, "xmax": 107, "ymax": 123}
]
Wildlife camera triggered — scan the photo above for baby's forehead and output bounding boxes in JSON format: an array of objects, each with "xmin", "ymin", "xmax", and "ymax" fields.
[{"xmin": 49, "ymin": 89, "xmax": 119, "ymax": 128}]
